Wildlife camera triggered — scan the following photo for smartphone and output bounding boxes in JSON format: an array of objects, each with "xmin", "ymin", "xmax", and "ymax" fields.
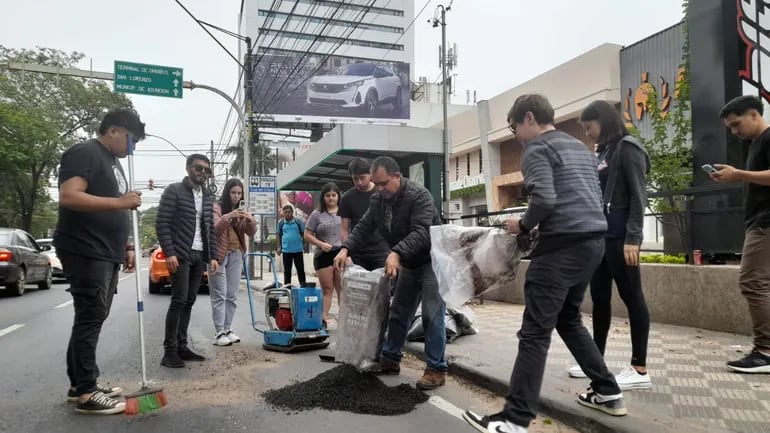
[
  {"xmin": 701, "ymin": 164, "xmax": 718, "ymax": 174},
  {"xmin": 238, "ymin": 200, "xmax": 246, "ymax": 210}
]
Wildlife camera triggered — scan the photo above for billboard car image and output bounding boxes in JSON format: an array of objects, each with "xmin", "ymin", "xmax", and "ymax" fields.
[{"xmin": 252, "ymin": 52, "xmax": 410, "ymax": 125}]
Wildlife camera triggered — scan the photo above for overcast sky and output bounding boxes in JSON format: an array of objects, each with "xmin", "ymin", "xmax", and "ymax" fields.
[{"xmin": 0, "ymin": 0, "xmax": 684, "ymax": 206}]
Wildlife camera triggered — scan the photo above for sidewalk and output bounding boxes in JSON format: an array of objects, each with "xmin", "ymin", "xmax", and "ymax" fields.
[{"xmin": 405, "ymin": 301, "xmax": 770, "ymax": 433}]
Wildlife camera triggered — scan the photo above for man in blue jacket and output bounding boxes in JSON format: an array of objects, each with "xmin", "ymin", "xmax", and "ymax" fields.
[
  {"xmin": 157, "ymin": 154, "xmax": 219, "ymax": 368},
  {"xmin": 276, "ymin": 204, "xmax": 306, "ymax": 286}
]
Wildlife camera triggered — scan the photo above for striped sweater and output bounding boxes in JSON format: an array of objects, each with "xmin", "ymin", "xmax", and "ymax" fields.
[{"xmin": 519, "ymin": 130, "xmax": 607, "ymax": 239}]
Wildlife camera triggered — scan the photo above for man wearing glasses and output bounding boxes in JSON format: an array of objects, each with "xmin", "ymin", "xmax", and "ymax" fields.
[{"xmin": 157, "ymin": 154, "xmax": 219, "ymax": 368}]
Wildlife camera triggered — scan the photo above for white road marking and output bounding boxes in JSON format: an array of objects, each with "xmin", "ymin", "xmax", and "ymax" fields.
[
  {"xmin": 119, "ymin": 274, "xmax": 134, "ymax": 282},
  {"xmin": 54, "ymin": 300, "xmax": 73, "ymax": 309},
  {"xmin": 0, "ymin": 324, "xmax": 25, "ymax": 338},
  {"xmin": 428, "ymin": 395, "xmax": 464, "ymax": 420}
]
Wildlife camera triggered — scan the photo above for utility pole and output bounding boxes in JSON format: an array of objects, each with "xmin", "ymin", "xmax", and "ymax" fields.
[
  {"xmin": 431, "ymin": 2, "xmax": 452, "ymax": 222},
  {"xmin": 244, "ymin": 37, "xmax": 253, "ymax": 181}
]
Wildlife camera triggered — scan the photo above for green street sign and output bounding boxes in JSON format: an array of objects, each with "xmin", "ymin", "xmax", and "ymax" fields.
[{"xmin": 114, "ymin": 60, "xmax": 183, "ymax": 99}]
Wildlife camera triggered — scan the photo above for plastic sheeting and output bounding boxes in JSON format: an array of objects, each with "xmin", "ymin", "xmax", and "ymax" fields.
[
  {"xmin": 335, "ymin": 265, "xmax": 391, "ymax": 370},
  {"xmin": 430, "ymin": 225, "xmax": 537, "ymax": 308}
]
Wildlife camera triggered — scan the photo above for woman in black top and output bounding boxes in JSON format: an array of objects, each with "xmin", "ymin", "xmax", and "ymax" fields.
[{"xmin": 570, "ymin": 100, "xmax": 652, "ymax": 391}]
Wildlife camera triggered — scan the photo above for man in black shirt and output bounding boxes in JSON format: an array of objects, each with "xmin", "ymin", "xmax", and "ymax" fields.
[
  {"xmin": 54, "ymin": 108, "xmax": 145, "ymax": 415},
  {"xmin": 338, "ymin": 157, "xmax": 389, "ymax": 270},
  {"xmin": 713, "ymin": 95, "xmax": 770, "ymax": 374}
]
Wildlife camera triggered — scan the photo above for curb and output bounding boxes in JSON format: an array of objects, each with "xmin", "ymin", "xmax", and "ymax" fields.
[{"xmin": 403, "ymin": 343, "xmax": 733, "ymax": 433}]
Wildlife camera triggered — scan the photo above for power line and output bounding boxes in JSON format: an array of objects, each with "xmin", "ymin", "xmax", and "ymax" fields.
[{"xmin": 173, "ymin": 0, "xmax": 245, "ymax": 70}]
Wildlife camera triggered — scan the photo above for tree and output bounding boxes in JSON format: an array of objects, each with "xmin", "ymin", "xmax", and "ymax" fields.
[
  {"xmin": 225, "ymin": 135, "xmax": 276, "ymax": 177},
  {"xmin": 632, "ymin": 0, "xmax": 692, "ymax": 253},
  {"xmin": 139, "ymin": 206, "xmax": 159, "ymax": 249},
  {"xmin": 0, "ymin": 46, "xmax": 134, "ymax": 231}
]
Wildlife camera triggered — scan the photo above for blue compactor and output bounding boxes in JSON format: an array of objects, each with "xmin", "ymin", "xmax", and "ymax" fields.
[{"xmin": 245, "ymin": 253, "xmax": 330, "ymax": 352}]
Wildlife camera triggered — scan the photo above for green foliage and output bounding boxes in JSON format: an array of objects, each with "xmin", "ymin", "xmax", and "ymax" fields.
[
  {"xmin": 0, "ymin": 46, "xmax": 134, "ymax": 232},
  {"xmin": 139, "ymin": 207, "xmax": 159, "ymax": 249},
  {"xmin": 225, "ymin": 135, "xmax": 276, "ymax": 177},
  {"xmin": 450, "ymin": 184, "xmax": 485, "ymax": 199},
  {"xmin": 639, "ymin": 253, "xmax": 687, "ymax": 264}
]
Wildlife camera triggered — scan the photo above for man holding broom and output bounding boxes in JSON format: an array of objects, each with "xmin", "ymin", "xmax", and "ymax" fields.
[{"xmin": 54, "ymin": 109, "xmax": 145, "ymax": 415}]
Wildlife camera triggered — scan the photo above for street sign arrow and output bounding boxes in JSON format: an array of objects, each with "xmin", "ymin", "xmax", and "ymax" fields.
[
  {"xmin": 172, "ymin": 70, "xmax": 182, "ymax": 77},
  {"xmin": 173, "ymin": 79, "xmax": 179, "ymax": 87},
  {"xmin": 173, "ymin": 88, "xmax": 179, "ymax": 96}
]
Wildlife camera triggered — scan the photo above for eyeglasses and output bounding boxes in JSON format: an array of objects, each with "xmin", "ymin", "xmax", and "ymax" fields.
[
  {"xmin": 191, "ymin": 164, "xmax": 212, "ymax": 175},
  {"xmin": 508, "ymin": 123, "xmax": 517, "ymax": 134}
]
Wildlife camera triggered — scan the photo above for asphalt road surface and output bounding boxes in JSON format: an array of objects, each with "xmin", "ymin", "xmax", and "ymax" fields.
[{"xmin": 0, "ymin": 260, "xmax": 577, "ymax": 433}]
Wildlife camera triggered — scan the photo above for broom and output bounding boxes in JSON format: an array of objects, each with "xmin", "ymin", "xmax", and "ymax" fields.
[{"xmin": 123, "ymin": 133, "xmax": 167, "ymax": 415}]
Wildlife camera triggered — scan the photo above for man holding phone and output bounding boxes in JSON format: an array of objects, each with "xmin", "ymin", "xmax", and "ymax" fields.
[{"xmin": 711, "ymin": 95, "xmax": 770, "ymax": 373}]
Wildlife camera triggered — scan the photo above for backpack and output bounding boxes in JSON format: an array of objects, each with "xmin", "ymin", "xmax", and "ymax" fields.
[{"xmin": 279, "ymin": 219, "xmax": 304, "ymax": 239}]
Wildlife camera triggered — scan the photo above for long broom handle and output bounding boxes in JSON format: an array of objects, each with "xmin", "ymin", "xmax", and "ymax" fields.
[{"xmin": 127, "ymin": 136, "xmax": 149, "ymax": 387}]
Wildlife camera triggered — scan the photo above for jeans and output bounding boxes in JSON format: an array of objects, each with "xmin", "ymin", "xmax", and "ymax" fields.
[
  {"xmin": 590, "ymin": 237, "xmax": 650, "ymax": 366},
  {"xmin": 209, "ymin": 250, "xmax": 243, "ymax": 333},
  {"xmin": 739, "ymin": 227, "xmax": 770, "ymax": 351},
  {"xmin": 503, "ymin": 238, "xmax": 620, "ymax": 427},
  {"xmin": 164, "ymin": 250, "xmax": 204, "ymax": 353},
  {"xmin": 382, "ymin": 263, "xmax": 447, "ymax": 372},
  {"xmin": 60, "ymin": 252, "xmax": 120, "ymax": 396},
  {"xmin": 281, "ymin": 252, "xmax": 306, "ymax": 286}
]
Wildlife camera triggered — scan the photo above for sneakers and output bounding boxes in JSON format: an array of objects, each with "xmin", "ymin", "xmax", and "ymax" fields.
[
  {"xmin": 615, "ymin": 366, "xmax": 652, "ymax": 390},
  {"xmin": 226, "ymin": 330, "xmax": 240, "ymax": 343},
  {"xmin": 74, "ymin": 391, "xmax": 126, "ymax": 415},
  {"xmin": 213, "ymin": 331, "xmax": 232, "ymax": 346},
  {"xmin": 577, "ymin": 389, "xmax": 627, "ymax": 416},
  {"xmin": 416, "ymin": 369, "xmax": 446, "ymax": 390},
  {"xmin": 178, "ymin": 346, "xmax": 205, "ymax": 361},
  {"xmin": 567, "ymin": 364, "xmax": 587, "ymax": 378},
  {"xmin": 462, "ymin": 411, "xmax": 528, "ymax": 433},
  {"xmin": 161, "ymin": 352, "xmax": 185, "ymax": 368},
  {"xmin": 727, "ymin": 349, "xmax": 770, "ymax": 373},
  {"xmin": 67, "ymin": 384, "xmax": 123, "ymax": 402}
]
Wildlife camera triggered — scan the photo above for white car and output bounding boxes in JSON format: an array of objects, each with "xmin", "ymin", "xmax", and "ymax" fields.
[
  {"xmin": 306, "ymin": 63, "xmax": 403, "ymax": 116},
  {"xmin": 36, "ymin": 238, "xmax": 66, "ymax": 282}
]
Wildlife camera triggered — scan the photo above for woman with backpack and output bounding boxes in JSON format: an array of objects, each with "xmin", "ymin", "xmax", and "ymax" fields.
[
  {"xmin": 211, "ymin": 178, "xmax": 256, "ymax": 346},
  {"xmin": 568, "ymin": 100, "xmax": 652, "ymax": 390}
]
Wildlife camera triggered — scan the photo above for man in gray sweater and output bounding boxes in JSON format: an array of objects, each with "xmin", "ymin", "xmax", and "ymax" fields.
[{"xmin": 463, "ymin": 95, "xmax": 625, "ymax": 433}]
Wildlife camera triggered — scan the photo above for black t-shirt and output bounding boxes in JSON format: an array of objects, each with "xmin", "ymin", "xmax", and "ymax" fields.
[
  {"xmin": 53, "ymin": 139, "xmax": 130, "ymax": 263},
  {"xmin": 339, "ymin": 187, "xmax": 388, "ymax": 259},
  {"xmin": 744, "ymin": 128, "xmax": 770, "ymax": 230}
]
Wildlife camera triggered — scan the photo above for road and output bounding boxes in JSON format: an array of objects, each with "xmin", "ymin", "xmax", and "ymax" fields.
[{"xmin": 0, "ymin": 261, "xmax": 577, "ymax": 433}]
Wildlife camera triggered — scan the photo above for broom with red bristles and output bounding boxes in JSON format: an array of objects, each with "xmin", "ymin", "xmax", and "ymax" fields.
[{"xmin": 123, "ymin": 133, "xmax": 167, "ymax": 415}]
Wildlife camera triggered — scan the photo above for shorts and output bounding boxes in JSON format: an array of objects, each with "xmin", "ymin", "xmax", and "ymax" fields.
[{"xmin": 313, "ymin": 248, "xmax": 340, "ymax": 270}]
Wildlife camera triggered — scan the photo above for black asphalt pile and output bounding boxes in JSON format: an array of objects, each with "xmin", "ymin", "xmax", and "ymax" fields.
[{"xmin": 263, "ymin": 364, "xmax": 429, "ymax": 415}]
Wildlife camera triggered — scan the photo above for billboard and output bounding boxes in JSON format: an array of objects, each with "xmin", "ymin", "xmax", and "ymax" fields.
[{"xmin": 252, "ymin": 53, "xmax": 411, "ymax": 125}]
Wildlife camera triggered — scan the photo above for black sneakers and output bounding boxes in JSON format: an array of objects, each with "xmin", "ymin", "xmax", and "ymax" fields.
[
  {"xmin": 577, "ymin": 390, "xmax": 627, "ymax": 416},
  {"xmin": 67, "ymin": 384, "xmax": 123, "ymax": 402},
  {"xmin": 74, "ymin": 391, "xmax": 125, "ymax": 415},
  {"xmin": 178, "ymin": 347, "xmax": 205, "ymax": 361},
  {"xmin": 462, "ymin": 411, "xmax": 528, "ymax": 433},
  {"xmin": 727, "ymin": 349, "xmax": 770, "ymax": 373},
  {"xmin": 161, "ymin": 352, "xmax": 185, "ymax": 368}
]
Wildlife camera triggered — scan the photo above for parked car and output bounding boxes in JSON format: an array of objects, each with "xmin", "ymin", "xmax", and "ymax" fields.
[
  {"xmin": 148, "ymin": 247, "xmax": 208, "ymax": 295},
  {"xmin": 306, "ymin": 63, "xmax": 403, "ymax": 116},
  {"xmin": 0, "ymin": 228, "xmax": 52, "ymax": 296},
  {"xmin": 35, "ymin": 238, "xmax": 67, "ymax": 282}
]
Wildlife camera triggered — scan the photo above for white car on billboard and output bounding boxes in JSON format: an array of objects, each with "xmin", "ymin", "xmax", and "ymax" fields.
[{"xmin": 306, "ymin": 63, "xmax": 403, "ymax": 116}]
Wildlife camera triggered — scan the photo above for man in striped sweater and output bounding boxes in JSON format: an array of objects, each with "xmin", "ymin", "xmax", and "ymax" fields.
[{"xmin": 463, "ymin": 95, "xmax": 625, "ymax": 433}]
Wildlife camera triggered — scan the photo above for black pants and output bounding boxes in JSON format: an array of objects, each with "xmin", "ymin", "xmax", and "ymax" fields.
[
  {"xmin": 590, "ymin": 238, "xmax": 650, "ymax": 367},
  {"xmin": 282, "ymin": 252, "xmax": 306, "ymax": 286},
  {"xmin": 60, "ymin": 253, "xmax": 120, "ymax": 396},
  {"xmin": 164, "ymin": 251, "xmax": 204, "ymax": 353},
  {"xmin": 503, "ymin": 238, "xmax": 620, "ymax": 427}
]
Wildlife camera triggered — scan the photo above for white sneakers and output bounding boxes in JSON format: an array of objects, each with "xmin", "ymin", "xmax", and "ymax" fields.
[
  {"xmin": 213, "ymin": 330, "xmax": 241, "ymax": 346},
  {"xmin": 568, "ymin": 364, "xmax": 587, "ymax": 378},
  {"xmin": 567, "ymin": 364, "xmax": 652, "ymax": 390},
  {"xmin": 614, "ymin": 366, "xmax": 652, "ymax": 390}
]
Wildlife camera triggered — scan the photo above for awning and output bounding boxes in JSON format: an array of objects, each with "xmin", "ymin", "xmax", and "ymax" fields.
[{"xmin": 276, "ymin": 123, "xmax": 444, "ymax": 191}]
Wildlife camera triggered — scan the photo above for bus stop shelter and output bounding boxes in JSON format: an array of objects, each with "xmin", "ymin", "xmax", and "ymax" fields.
[{"xmin": 276, "ymin": 123, "xmax": 445, "ymax": 210}]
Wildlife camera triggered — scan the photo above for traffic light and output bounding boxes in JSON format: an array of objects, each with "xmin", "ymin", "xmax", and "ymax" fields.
[{"xmin": 148, "ymin": 179, "xmax": 154, "ymax": 190}]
